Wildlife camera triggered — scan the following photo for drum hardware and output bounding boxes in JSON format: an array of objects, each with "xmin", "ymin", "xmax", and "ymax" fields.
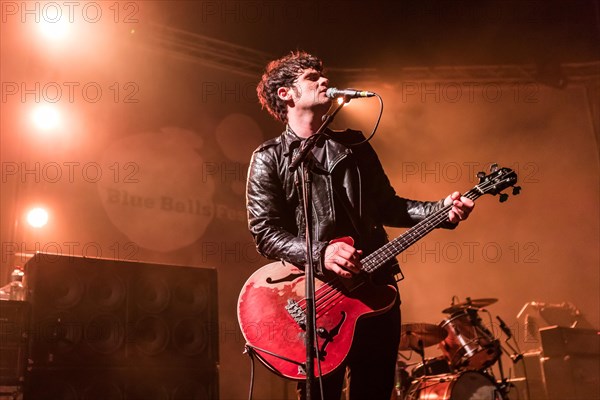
[
  {"xmin": 442, "ymin": 297, "xmax": 498, "ymax": 314},
  {"xmin": 394, "ymin": 298, "xmax": 530, "ymax": 399},
  {"xmin": 437, "ymin": 296, "xmax": 520, "ymax": 399},
  {"xmin": 494, "ymin": 314, "xmax": 528, "ymax": 400},
  {"xmin": 393, "ymin": 359, "xmax": 412, "ymax": 400},
  {"xmin": 396, "ymin": 323, "xmax": 450, "ymax": 399},
  {"xmin": 400, "ymin": 323, "xmax": 449, "ymax": 377},
  {"xmin": 496, "ymin": 315, "xmax": 524, "ymax": 363},
  {"xmin": 439, "ymin": 308, "xmax": 501, "ymax": 371},
  {"xmin": 411, "ymin": 356, "xmax": 453, "ymax": 378},
  {"xmin": 399, "ymin": 323, "xmax": 448, "ymax": 351}
]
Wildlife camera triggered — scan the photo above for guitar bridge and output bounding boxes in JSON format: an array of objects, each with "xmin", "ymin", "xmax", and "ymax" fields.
[{"xmin": 285, "ymin": 299, "xmax": 306, "ymax": 329}]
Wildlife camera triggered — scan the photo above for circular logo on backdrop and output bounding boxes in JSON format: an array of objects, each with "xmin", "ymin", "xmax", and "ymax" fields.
[
  {"xmin": 97, "ymin": 127, "xmax": 215, "ymax": 252},
  {"xmin": 97, "ymin": 116, "xmax": 265, "ymax": 253},
  {"xmin": 214, "ymin": 113, "xmax": 264, "ymax": 196}
]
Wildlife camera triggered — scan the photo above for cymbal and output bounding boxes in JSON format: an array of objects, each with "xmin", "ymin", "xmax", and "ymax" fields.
[
  {"xmin": 442, "ymin": 298, "xmax": 498, "ymax": 314},
  {"xmin": 399, "ymin": 323, "xmax": 448, "ymax": 351}
]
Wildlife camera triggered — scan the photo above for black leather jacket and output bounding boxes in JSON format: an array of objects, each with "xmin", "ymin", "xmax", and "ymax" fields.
[{"xmin": 246, "ymin": 127, "xmax": 450, "ymax": 277}]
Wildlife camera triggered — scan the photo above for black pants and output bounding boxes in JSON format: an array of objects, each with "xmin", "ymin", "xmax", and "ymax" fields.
[{"xmin": 297, "ymin": 297, "xmax": 401, "ymax": 400}]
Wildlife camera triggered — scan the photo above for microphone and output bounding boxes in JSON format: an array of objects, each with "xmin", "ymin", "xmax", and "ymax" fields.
[
  {"xmin": 325, "ymin": 88, "xmax": 376, "ymax": 99},
  {"xmin": 496, "ymin": 316, "xmax": 513, "ymax": 339}
]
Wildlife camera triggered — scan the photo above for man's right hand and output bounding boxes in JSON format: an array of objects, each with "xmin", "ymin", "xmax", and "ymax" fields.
[{"xmin": 323, "ymin": 241, "xmax": 362, "ymax": 278}]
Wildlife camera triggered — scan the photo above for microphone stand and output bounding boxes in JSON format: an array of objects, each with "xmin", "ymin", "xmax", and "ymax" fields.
[{"xmin": 288, "ymin": 97, "xmax": 349, "ymax": 399}]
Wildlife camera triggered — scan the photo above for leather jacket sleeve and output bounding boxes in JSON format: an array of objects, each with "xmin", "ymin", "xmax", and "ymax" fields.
[{"xmin": 246, "ymin": 146, "xmax": 328, "ymax": 270}]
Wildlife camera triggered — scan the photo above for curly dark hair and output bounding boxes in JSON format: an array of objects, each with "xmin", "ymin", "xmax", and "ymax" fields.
[{"xmin": 256, "ymin": 51, "xmax": 324, "ymax": 123}]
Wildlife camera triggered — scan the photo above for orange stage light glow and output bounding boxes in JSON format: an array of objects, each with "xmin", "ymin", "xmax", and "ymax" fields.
[
  {"xmin": 38, "ymin": 19, "xmax": 70, "ymax": 40},
  {"xmin": 31, "ymin": 104, "xmax": 61, "ymax": 131},
  {"xmin": 26, "ymin": 207, "xmax": 49, "ymax": 228}
]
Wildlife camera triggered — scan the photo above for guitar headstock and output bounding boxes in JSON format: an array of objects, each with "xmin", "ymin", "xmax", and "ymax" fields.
[{"xmin": 475, "ymin": 164, "xmax": 520, "ymax": 202}]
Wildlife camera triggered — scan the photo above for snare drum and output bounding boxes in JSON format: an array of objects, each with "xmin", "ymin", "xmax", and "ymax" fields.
[
  {"xmin": 406, "ymin": 371, "xmax": 505, "ymax": 400},
  {"xmin": 439, "ymin": 310, "xmax": 500, "ymax": 370}
]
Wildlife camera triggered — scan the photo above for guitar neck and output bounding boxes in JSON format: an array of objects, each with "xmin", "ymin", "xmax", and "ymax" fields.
[{"xmin": 361, "ymin": 189, "xmax": 482, "ymax": 274}]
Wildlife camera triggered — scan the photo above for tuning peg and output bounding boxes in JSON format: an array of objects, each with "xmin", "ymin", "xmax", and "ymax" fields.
[
  {"xmin": 499, "ymin": 193, "xmax": 509, "ymax": 202},
  {"xmin": 512, "ymin": 186, "xmax": 521, "ymax": 195},
  {"xmin": 489, "ymin": 163, "xmax": 499, "ymax": 173},
  {"xmin": 477, "ymin": 171, "xmax": 486, "ymax": 182}
]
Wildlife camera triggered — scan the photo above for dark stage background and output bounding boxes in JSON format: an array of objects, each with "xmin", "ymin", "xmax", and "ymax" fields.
[{"xmin": 1, "ymin": 1, "xmax": 599, "ymax": 399}]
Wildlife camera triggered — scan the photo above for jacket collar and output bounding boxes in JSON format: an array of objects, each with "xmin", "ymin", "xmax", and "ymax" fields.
[
  {"xmin": 282, "ymin": 125, "xmax": 351, "ymax": 173},
  {"xmin": 281, "ymin": 125, "xmax": 302, "ymax": 157}
]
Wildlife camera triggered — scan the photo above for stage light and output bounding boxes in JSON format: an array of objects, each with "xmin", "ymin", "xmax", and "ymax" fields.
[
  {"xmin": 27, "ymin": 207, "xmax": 49, "ymax": 228},
  {"xmin": 38, "ymin": 19, "xmax": 70, "ymax": 40},
  {"xmin": 31, "ymin": 104, "xmax": 61, "ymax": 131}
]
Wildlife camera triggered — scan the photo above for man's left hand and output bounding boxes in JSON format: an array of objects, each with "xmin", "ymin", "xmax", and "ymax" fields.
[{"xmin": 444, "ymin": 191, "xmax": 475, "ymax": 224}]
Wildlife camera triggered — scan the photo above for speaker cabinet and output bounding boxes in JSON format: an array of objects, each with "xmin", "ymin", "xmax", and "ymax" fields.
[
  {"xmin": 542, "ymin": 356, "xmax": 600, "ymax": 400},
  {"xmin": 23, "ymin": 253, "xmax": 219, "ymax": 399},
  {"xmin": 539, "ymin": 326, "xmax": 599, "ymax": 400},
  {"xmin": 539, "ymin": 326, "xmax": 600, "ymax": 357},
  {"xmin": 0, "ymin": 300, "xmax": 30, "ymax": 386}
]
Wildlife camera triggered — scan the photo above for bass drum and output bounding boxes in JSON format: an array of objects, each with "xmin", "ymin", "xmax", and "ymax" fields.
[{"xmin": 406, "ymin": 371, "xmax": 504, "ymax": 400}]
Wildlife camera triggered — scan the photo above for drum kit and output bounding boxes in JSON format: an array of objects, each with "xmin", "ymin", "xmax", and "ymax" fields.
[{"xmin": 395, "ymin": 297, "xmax": 517, "ymax": 400}]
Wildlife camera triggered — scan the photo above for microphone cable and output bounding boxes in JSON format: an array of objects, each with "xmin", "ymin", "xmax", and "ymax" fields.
[{"xmin": 323, "ymin": 93, "xmax": 384, "ymax": 147}]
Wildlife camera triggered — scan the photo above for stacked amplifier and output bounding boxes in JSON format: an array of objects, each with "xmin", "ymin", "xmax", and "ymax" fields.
[{"xmin": 0, "ymin": 253, "xmax": 219, "ymax": 400}]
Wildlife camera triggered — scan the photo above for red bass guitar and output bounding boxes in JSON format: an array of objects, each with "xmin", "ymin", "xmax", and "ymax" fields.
[{"xmin": 237, "ymin": 166, "xmax": 518, "ymax": 380}]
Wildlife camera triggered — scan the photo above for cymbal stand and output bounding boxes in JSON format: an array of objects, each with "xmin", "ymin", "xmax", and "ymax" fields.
[{"xmin": 410, "ymin": 339, "xmax": 427, "ymax": 376}]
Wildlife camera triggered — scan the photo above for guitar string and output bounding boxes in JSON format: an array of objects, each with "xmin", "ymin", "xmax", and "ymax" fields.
[
  {"xmin": 361, "ymin": 189, "xmax": 480, "ymax": 273},
  {"xmin": 299, "ymin": 189, "xmax": 482, "ymax": 316},
  {"xmin": 309, "ymin": 201, "xmax": 461, "ymax": 317},
  {"xmin": 298, "ymin": 279, "xmax": 344, "ymax": 311},
  {"xmin": 295, "ymin": 175, "xmax": 505, "ymax": 319},
  {"xmin": 302, "ymin": 193, "xmax": 472, "ymax": 315},
  {"xmin": 314, "ymin": 288, "xmax": 345, "ymax": 318},
  {"xmin": 297, "ymin": 283, "xmax": 346, "ymax": 320},
  {"xmin": 308, "ymin": 200, "xmax": 465, "ymax": 314}
]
